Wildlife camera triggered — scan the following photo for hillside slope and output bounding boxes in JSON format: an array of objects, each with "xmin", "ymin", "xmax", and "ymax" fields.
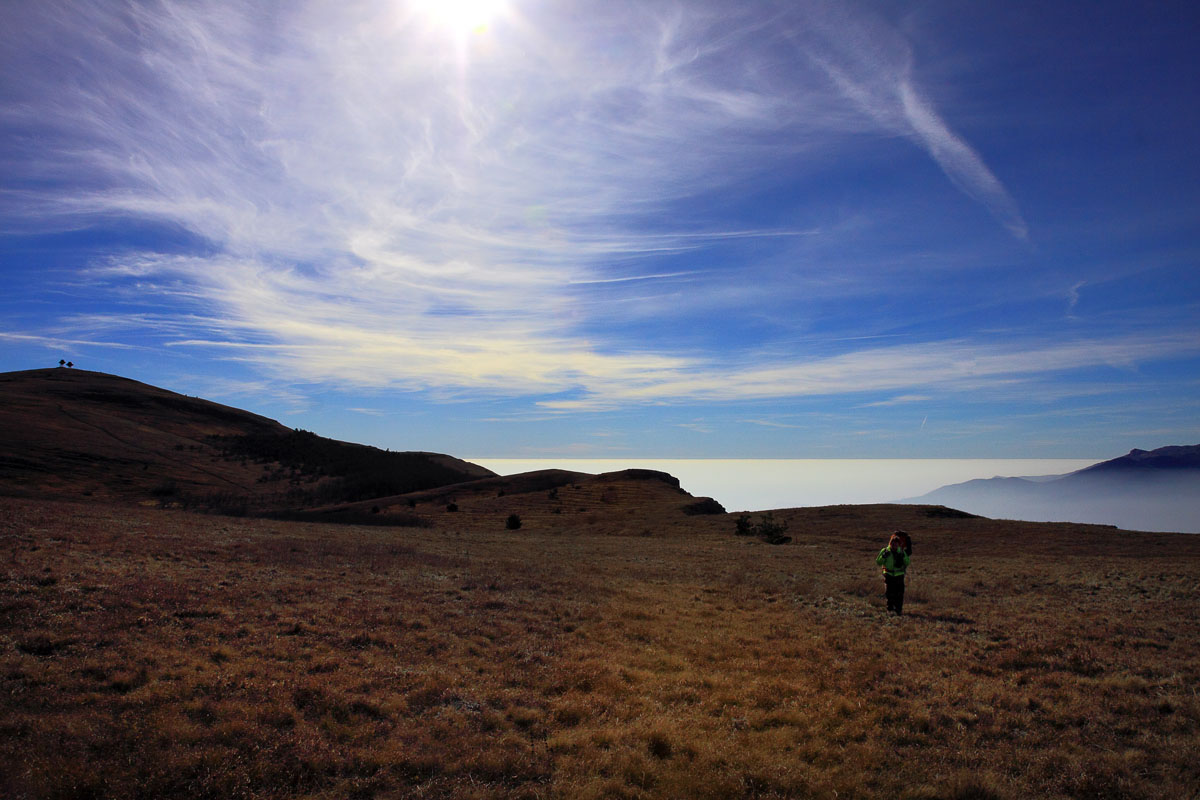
[
  {"xmin": 0, "ymin": 368, "xmax": 493, "ymax": 510},
  {"xmin": 310, "ymin": 467, "xmax": 727, "ymax": 533}
]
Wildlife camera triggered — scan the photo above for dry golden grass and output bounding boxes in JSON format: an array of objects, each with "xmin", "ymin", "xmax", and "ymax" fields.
[{"xmin": 3, "ymin": 497, "xmax": 1199, "ymax": 799}]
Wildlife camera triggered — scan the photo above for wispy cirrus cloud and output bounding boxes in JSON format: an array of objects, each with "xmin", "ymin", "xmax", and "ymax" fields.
[
  {"xmin": 739, "ymin": 419, "xmax": 807, "ymax": 430},
  {"xmin": 856, "ymin": 394, "xmax": 932, "ymax": 408},
  {"xmin": 536, "ymin": 334, "xmax": 1200, "ymax": 411},
  {"xmin": 0, "ymin": 0, "xmax": 1060, "ymax": 411},
  {"xmin": 791, "ymin": 2, "xmax": 1028, "ymax": 239},
  {"xmin": 0, "ymin": 331, "xmax": 142, "ymax": 351}
]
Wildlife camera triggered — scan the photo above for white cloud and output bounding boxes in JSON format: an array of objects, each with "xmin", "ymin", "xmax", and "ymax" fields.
[
  {"xmin": 739, "ymin": 419, "xmax": 806, "ymax": 429},
  {"xmin": 346, "ymin": 407, "xmax": 388, "ymax": 417},
  {"xmin": 0, "ymin": 331, "xmax": 142, "ymax": 351},
  {"xmin": 1066, "ymin": 281, "xmax": 1086, "ymax": 317},
  {"xmin": 897, "ymin": 79, "xmax": 1028, "ymax": 240},
  {"xmin": 535, "ymin": 334, "xmax": 1200, "ymax": 410},
  {"xmin": 3, "ymin": 0, "xmax": 1060, "ymax": 410},
  {"xmin": 857, "ymin": 394, "xmax": 932, "ymax": 408},
  {"xmin": 794, "ymin": 2, "xmax": 1028, "ymax": 239}
]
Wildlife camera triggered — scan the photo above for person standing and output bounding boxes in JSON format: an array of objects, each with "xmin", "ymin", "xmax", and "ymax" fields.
[{"xmin": 876, "ymin": 533, "xmax": 911, "ymax": 615}]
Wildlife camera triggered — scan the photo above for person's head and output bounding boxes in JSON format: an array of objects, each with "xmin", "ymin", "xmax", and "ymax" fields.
[{"xmin": 888, "ymin": 534, "xmax": 903, "ymax": 550}]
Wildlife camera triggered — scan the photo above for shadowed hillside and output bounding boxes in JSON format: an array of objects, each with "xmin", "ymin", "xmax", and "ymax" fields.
[
  {"xmin": 0, "ymin": 368, "xmax": 494, "ymax": 511},
  {"xmin": 307, "ymin": 467, "xmax": 727, "ymax": 532},
  {"xmin": 0, "ymin": 369, "xmax": 728, "ymax": 527}
]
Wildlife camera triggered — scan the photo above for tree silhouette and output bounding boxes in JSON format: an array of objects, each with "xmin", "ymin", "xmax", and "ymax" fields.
[
  {"xmin": 58, "ymin": 360, "xmax": 65, "ymax": 367},
  {"xmin": 66, "ymin": 362, "xmax": 74, "ymax": 368}
]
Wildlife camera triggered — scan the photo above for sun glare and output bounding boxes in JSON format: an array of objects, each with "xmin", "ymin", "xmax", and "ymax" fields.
[{"xmin": 410, "ymin": 0, "xmax": 508, "ymax": 35}]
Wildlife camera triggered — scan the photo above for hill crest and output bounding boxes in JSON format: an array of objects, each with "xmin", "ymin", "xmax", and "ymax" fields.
[
  {"xmin": 0, "ymin": 367, "xmax": 493, "ymax": 511},
  {"xmin": 0, "ymin": 368, "xmax": 727, "ymax": 526},
  {"xmin": 1074, "ymin": 444, "xmax": 1200, "ymax": 475}
]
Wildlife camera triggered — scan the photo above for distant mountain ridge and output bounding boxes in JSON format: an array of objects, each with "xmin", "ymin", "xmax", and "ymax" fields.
[
  {"xmin": 1074, "ymin": 445, "xmax": 1200, "ymax": 474},
  {"xmin": 905, "ymin": 445, "xmax": 1200, "ymax": 533}
]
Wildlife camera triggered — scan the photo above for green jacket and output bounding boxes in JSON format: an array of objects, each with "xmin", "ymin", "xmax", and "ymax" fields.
[{"xmin": 876, "ymin": 546, "xmax": 910, "ymax": 576}]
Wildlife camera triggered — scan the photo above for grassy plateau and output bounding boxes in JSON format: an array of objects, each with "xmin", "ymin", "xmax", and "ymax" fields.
[{"xmin": 3, "ymin": 496, "xmax": 1199, "ymax": 799}]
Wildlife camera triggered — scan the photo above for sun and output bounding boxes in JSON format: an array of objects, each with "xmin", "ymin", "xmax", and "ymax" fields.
[{"xmin": 410, "ymin": 0, "xmax": 508, "ymax": 35}]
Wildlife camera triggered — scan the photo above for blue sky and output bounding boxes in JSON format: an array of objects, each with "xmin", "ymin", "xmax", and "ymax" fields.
[{"xmin": 2, "ymin": 0, "xmax": 1198, "ymax": 458}]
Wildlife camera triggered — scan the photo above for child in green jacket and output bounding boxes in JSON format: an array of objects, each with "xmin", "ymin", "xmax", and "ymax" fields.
[{"xmin": 876, "ymin": 533, "xmax": 911, "ymax": 615}]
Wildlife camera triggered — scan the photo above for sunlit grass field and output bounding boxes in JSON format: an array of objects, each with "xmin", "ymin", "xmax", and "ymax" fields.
[{"xmin": 3, "ymin": 497, "xmax": 1199, "ymax": 799}]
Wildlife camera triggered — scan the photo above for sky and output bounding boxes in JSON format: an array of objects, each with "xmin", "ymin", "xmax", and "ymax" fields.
[{"xmin": 2, "ymin": 0, "xmax": 1199, "ymax": 459}]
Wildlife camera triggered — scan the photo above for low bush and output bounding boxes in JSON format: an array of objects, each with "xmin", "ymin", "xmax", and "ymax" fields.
[{"xmin": 734, "ymin": 512, "xmax": 791, "ymax": 544}]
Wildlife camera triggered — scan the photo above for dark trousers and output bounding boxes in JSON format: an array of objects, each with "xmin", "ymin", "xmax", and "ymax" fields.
[{"xmin": 884, "ymin": 574, "xmax": 905, "ymax": 614}]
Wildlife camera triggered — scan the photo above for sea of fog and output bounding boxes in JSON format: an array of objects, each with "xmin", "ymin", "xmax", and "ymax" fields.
[{"xmin": 467, "ymin": 459, "xmax": 1100, "ymax": 513}]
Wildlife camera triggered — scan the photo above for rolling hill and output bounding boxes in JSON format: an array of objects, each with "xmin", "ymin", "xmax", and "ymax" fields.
[
  {"xmin": 0, "ymin": 367, "xmax": 494, "ymax": 511},
  {"xmin": 0, "ymin": 368, "xmax": 727, "ymax": 525},
  {"xmin": 306, "ymin": 466, "xmax": 727, "ymax": 532}
]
